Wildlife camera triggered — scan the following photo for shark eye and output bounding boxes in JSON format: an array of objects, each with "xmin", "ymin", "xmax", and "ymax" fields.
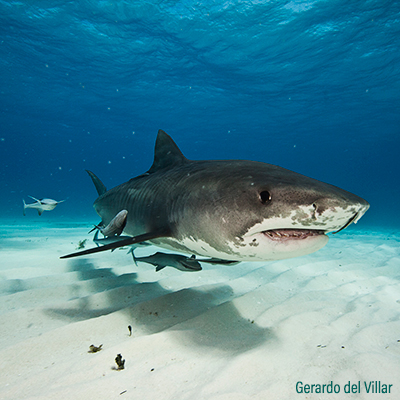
[{"xmin": 259, "ymin": 190, "xmax": 272, "ymax": 204}]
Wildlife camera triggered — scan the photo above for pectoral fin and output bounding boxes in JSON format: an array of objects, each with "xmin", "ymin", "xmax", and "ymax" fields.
[
  {"xmin": 60, "ymin": 229, "xmax": 170, "ymax": 259},
  {"xmin": 29, "ymin": 196, "xmax": 41, "ymax": 203}
]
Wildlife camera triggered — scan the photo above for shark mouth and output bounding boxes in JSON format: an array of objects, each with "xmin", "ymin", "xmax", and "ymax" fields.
[
  {"xmin": 261, "ymin": 211, "xmax": 363, "ymax": 242},
  {"xmin": 262, "ymin": 229, "xmax": 325, "ymax": 241}
]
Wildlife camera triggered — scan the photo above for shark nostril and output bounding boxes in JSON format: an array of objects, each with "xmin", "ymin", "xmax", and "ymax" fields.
[
  {"xmin": 311, "ymin": 203, "xmax": 318, "ymax": 219},
  {"xmin": 311, "ymin": 200, "xmax": 329, "ymax": 216}
]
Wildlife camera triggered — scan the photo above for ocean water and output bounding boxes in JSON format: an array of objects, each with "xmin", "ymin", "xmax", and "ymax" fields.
[
  {"xmin": 1, "ymin": 3, "xmax": 400, "ymax": 398},
  {"xmin": 0, "ymin": 0, "xmax": 399, "ymax": 228}
]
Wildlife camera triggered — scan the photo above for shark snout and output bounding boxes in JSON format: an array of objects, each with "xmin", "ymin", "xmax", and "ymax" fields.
[
  {"xmin": 312, "ymin": 197, "xmax": 368, "ymax": 216},
  {"xmin": 310, "ymin": 194, "xmax": 370, "ymax": 232}
]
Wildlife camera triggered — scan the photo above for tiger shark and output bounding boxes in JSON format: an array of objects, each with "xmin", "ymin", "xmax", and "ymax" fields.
[{"xmin": 61, "ymin": 130, "xmax": 369, "ymax": 262}]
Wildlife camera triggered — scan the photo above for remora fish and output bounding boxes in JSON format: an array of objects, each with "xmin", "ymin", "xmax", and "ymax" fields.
[
  {"xmin": 61, "ymin": 130, "xmax": 369, "ymax": 262},
  {"xmin": 135, "ymin": 253, "xmax": 202, "ymax": 272},
  {"xmin": 23, "ymin": 196, "xmax": 64, "ymax": 216}
]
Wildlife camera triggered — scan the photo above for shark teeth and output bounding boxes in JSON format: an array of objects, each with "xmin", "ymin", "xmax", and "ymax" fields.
[{"xmin": 263, "ymin": 229, "xmax": 325, "ymax": 241}]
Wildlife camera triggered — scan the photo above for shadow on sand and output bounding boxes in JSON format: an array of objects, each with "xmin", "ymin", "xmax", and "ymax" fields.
[{"xmin": 45, "ymin": 257, "xmax": 275, "ymax": 353}]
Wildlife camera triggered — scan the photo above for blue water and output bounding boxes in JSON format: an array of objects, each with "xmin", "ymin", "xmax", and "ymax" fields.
[{"xmin": 1, "ymin": 1, "xmax": 399, "ymax": 228}]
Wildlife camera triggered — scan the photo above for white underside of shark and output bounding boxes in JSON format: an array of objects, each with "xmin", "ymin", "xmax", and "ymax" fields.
[{"xmin": 154, "ymin": 204, "xmax": 368, "ymax": 261}]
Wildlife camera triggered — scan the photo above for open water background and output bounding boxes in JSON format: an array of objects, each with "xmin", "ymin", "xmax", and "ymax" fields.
[{"xmin": 1, "ymin": 1, "xmax": 399, "ymax": 228}]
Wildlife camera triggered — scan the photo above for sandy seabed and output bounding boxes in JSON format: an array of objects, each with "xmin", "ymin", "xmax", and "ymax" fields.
[{"xmin": 0, "ymin": 222, "xmax": 399, "ymax": 400}]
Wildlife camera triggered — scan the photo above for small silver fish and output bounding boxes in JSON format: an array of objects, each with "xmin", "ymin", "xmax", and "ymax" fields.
[{"xmin": 23, "ymin": 196, "xmax": 64, "ymax": 216}]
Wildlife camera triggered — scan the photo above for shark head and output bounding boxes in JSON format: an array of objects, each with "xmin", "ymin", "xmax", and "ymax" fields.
[{"xmin": 162, "ymin": 157, "xmax": 369, "ymax": 261}]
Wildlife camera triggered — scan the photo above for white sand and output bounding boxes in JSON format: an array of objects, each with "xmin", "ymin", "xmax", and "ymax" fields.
[{"xmin": 0, "ymin": 223, "xmax": 399, "ymax": 399}]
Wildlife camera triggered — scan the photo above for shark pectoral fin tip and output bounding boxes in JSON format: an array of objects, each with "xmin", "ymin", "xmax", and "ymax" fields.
[{"xmin": 60, "ymin": 230, "xmax": 170, "ymax": 260}]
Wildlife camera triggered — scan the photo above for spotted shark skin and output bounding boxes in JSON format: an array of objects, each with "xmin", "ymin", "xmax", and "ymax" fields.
[{"xmin": 61, "ymin": 130, "xmax": 369, "ymax": 262}]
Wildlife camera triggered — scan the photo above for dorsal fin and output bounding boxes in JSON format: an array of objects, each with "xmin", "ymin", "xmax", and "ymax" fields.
[{"xmin": 147, "ymin": 130, "xmax": 188, "ymax": 173}]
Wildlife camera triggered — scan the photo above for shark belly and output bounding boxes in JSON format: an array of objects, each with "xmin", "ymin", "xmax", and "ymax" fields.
[{"xmin": 150, "ymin": 231, "xmax": 329, "ymax": 262}]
